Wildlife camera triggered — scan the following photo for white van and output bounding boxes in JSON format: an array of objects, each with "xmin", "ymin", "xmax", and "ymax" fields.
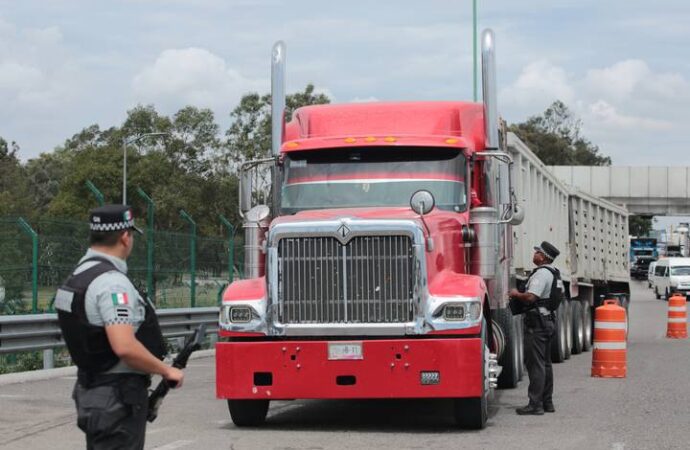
[
  {"xmin": 648, "ymin": 261, "xmax": 657, "ymax": 289},
  {"xmin": 653, "ymin": 258, "xmax": 690, "ymax": 300}
]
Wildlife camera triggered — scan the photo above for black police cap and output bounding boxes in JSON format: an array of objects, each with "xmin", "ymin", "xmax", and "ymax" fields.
[
  {"xmin": 534, "ymin": 241, "xmax": 560, "ymax": 261},
  {"xmin": 89, "ymin": 205, "xmax": 143, "ymax": 234}
]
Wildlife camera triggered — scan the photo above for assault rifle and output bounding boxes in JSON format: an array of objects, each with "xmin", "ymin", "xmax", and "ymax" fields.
[{"xmin": 147, "ymin": 324, "xmax": 207, "ymax": 422}]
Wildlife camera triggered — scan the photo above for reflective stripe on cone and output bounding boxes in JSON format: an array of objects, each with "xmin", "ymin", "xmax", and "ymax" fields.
[
  {"xmin": 666, "ymin": 294, "xmax": 688, "ymax": 339},
  {"xmin": 591, "ymin": 299, "xmax": 627, "ymax": 378}
]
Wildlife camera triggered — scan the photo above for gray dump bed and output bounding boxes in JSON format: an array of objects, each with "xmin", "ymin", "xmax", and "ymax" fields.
[{"xmin": 507, "ymin": 132, "xmax": 629, "ymax": 285}]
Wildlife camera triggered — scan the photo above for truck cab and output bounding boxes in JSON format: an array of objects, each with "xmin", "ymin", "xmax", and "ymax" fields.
[{"xmin": 216, "ymin": 30, "xmax": 522, "ymax": 430}]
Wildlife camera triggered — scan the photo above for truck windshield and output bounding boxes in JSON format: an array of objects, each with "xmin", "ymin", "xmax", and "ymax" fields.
[
  {"xmin": 671, "ymin": 266, "xmax": 690, "ymax": 276},
  {"xmin": 280, "ymin": 147, "xmax": 467, "ymax": 214}
]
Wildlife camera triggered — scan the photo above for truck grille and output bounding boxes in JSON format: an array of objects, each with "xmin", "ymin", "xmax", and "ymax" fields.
[{"xmin": 277, "ymin": 235, "xmax": 416, "ymax": 324}]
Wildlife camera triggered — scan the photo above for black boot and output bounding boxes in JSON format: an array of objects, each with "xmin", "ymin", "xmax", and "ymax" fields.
[
  {"xmin": 516, "ymin": 404, "xmax": 544, "ymax": 415},
  {"xmin": 543, "ymin": 402, "xmax": 555, "ymax": 413}
]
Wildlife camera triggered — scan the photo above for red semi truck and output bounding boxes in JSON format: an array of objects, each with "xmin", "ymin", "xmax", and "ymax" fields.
[{"xmin": 215, "ymin": 30, "xmax": 629, "ymax": 429}]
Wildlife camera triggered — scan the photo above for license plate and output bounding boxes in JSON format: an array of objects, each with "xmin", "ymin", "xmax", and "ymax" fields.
[{"xmin": 328, "ymin": 342, "xmax": 363, "ymax": 360}]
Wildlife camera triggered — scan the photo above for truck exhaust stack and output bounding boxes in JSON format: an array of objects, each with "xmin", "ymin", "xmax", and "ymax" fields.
[
  {"xmin": 271, "ymin": 41, "xmax": 286, "ymax": 156},
  {"xmin": 481, "ymin": 29, "xmax": 498, "ymax": 150}
]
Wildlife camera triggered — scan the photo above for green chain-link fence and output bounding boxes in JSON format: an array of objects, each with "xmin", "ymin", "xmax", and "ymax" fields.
[{"xmin": 0, "ymin": 216, "xmax": 245, "ymax": 314}]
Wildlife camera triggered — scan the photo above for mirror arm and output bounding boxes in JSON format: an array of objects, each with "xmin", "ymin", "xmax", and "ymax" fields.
[
  {"xmin": 474, "ymin": 151, "xmax": 518, "ymax": 224},
  {"xmin": 238, "ymin": 156, "xmax": 278, "ymax": 219}
]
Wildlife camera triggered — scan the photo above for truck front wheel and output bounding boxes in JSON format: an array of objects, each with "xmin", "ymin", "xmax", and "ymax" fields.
[
  {"xmin": 495, "ymin": 308, "xmax": 520, "ymax": 389},
  {"xmin": 228, "ymin": 400, "xmax": 270, "ymax": 427}
]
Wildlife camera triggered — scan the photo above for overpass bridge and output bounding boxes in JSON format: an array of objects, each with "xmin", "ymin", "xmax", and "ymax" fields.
[{"xmin": 549, "ymin": 166, "xmax": 690, "ymax": 216}]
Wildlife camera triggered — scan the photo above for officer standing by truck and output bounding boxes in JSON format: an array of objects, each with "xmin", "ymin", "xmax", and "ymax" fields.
[
  {"xmin": 55, "ymin": 205, "xmax": 184, "ymax": 449},
  {"xmin": 509, "ymin": 241, "xmax": 561, "ymax": 416}
]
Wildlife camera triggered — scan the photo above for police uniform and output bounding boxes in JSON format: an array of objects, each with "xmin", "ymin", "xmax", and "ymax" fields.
[
  {"xmin": 520, "ymin": 241, "xmax": 561, "ymax": 415},
  {"xmin": 55, "ymin": 205, "xmax": 166, "ymax": 450}
]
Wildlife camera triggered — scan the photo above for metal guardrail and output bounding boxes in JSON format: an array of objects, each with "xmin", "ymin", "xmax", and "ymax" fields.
[{"xmin": 0, "ymin": 308, "xmax": 220, "ymax": 368}]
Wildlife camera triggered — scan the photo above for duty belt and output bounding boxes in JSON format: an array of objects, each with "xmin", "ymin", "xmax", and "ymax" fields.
[{"xmin": 77, "ymin": 369, "xmax": 150, "ymax": 388}]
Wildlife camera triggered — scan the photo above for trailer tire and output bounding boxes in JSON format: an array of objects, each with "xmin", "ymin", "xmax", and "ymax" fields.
[
  {"xmin": 551, "ymin": 302, "xmax": 567, "ymax": 363},
  {"xmin": 495, "ymin": 308, "xmax": 520, "ymax": 389},
  {"xmin": 453, "ymin": 319, "xmax": 488, "ymax": 430},
  {"xmin": 228, "ymin": 400, "xmax": 270, "ymax": 427},
  {"xmin": 582, "ymin": 302, "xmax": 592, "ymax": 352},
  {"xmin": 570, "ymin": 301, "xmax": 584, "ymax": 355}
]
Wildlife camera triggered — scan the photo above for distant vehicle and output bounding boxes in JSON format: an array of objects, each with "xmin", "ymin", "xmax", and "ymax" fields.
[
  {"xmin": 631, "ymin": 257, "xmax": 655, "ymax": 280},
  {"xmin": 647, "ymin": 261, "xmax": 657, "ymax": 289},
  {"xmin": 652, "ymin": 257, "xmax": 690, "ymax": 300},
  {"xmin": 630, "ymin": 237, "xmax": 658, "ymax": 262}
]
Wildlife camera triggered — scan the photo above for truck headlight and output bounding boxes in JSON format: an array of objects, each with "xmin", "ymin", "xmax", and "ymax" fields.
[
  {"xmin": 443, "ymin": 304, "xmax": 466, "ymax": 321},
  {"xmin": 430, "ymin": 296, "xmax": 483, "ymax": 324},
  {"xmin": 220, "ymin": 305, "xmax": 257, "ymax": 325},
  {"xmin": 229, "ymin": 306, "xmax": 252, "ymax": 323}
]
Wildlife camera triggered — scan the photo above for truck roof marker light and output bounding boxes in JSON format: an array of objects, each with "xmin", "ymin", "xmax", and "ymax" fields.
[
  {"xmin": 383, "ymin": 136, "xmax": 397, "ymax": 143},
  {"xmin": 365, "ymin": 136, "xmax": 377, "ymax": 142},
  {"xmin": 445, "ymin": 138, "xmax": 459, "ymax": 145},
  {"xmin": 343, "ymin": 137, "xmax": 357, "ymax": 143},
  {"xmin": 285, "ymin": 141, "xmax": 300, "ymax": 148}
]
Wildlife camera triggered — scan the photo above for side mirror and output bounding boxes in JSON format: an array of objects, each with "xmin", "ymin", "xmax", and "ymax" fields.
[
  {"xmin": 410, "ymin": 190, "xmax": 435, "ymax": 216},
  {"xmin": 240, "ymin": 170, "xmax": 253, "ymax": 214},
  {"xmin": 509, "ymin": 204, "xmax": 525, "ymax": 225}
]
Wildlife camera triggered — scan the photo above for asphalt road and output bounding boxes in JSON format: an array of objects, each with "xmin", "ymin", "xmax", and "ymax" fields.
[{"xmin": 1, "ymin": 281, "xmax": 688, "ymax": 450}]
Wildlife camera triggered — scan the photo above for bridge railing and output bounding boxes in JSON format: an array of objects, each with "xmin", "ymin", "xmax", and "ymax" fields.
[{"xmin": 0, "ymin": 307, "xmax": 219, "ymax": 370}]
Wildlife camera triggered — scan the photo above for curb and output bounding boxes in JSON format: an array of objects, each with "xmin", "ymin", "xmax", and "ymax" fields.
[{"xmin": 0, "ymin": 349, "xmax": 215, "ymax": 387}]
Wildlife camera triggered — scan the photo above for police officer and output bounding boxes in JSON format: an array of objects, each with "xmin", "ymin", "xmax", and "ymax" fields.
[
  {"xmin": 509, "ymin": 241, "xmax": 561, "ymax": 416},
  {"xmin": 55, "ymin": 205, "xmax": 184, "ymax": 449}
]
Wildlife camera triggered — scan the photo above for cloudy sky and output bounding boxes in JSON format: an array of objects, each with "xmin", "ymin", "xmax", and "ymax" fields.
[{"xmin": 1, "ymin": 0, "xmax": 688, "ymax": 165}]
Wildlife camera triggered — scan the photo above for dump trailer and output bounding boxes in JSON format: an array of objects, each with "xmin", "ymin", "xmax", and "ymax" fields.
[
  {"xmin": 509, "ymin": 134, "xmax": 630, "ymax": 362},
  {"xmin": 215, "ymin": 30, "xmax": 629, "ymax": 429}
]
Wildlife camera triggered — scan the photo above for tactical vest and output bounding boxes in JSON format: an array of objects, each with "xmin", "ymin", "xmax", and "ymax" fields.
[
  {"xmin": 529, "ymin": 265, "xmax": 564, "ymax": 312},
  {"xmin": 56, "ymin": 257, "xmax": 166, "ymax": 374}
]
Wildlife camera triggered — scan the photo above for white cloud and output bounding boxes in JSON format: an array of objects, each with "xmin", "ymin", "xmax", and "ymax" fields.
[
  {"xmin": 587, "ymin": 100, "xmax": 672, "ymax": 131},
  {"xmin": 500, "ymin": 60, "xmax": 575, "ymax": 111},
  {"xmin": 132, "ymin": 47, "xmax": 265, "ymax": 113}
]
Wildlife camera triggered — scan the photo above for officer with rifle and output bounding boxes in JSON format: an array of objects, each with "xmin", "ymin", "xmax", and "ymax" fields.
[
  {"xmin": 509, "ymin": 241, "xmax": 562, "ymax": 416},
  {"xmin": 55, "ymin": 205, "xmax": 184, "ymax": 449}
]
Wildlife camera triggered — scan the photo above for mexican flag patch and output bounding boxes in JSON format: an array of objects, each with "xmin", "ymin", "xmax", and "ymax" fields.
[{"xmin": 111, "ymin": 292, "xmax": 129, "ymax": 306}]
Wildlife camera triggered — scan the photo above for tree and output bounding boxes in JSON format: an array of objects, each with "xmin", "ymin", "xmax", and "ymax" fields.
[
  {"xmin": 629, "ymin": 215, "xmax": 653, "ymax": 237},
  {"xmin": 0, "ymin": 138, "xmax": 31, "ymax": 217},
  {"xmin": 223, "ymin": 83, "xmax": 330, "ymax": 170},
  {"xmin": 509, "ymin": 101, "xmax": 611, "ymax": 166}
]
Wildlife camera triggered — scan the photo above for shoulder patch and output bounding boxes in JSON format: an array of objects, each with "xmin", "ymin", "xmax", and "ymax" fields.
[{"xmin": 111, "ymin": 292, "xmax": 130, "ymax": 306}]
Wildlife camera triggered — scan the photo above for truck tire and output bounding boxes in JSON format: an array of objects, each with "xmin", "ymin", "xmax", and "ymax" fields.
[
  {"xmin": 228, "ymin": 400, "xmax": 270, "ymax": 427},
  {"xmin": 453, "ymin": 319, "xmax": 488, "ymax": 429},
  {"xmin": 582, "ymin": 302, "xmax": 592, "ymax": 352},
  {"xmin": 495, "ymin": 308, "xmax": 520, "ymax": 389},
  {"xmin": 570, "ymin": 301, "xmax": 584, "ymax": 355},
  {"xmin": 551, "ymin": 302, "xmax": 567, "ymax": 363},
  {"xmin": 564, "ymin": 301, "xmax": 572, "ymax": 360}
]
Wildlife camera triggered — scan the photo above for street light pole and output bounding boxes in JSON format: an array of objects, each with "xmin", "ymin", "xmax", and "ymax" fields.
[{"xmin": 122, "ymin": 132, "xmax": 169, "ymax": 204}]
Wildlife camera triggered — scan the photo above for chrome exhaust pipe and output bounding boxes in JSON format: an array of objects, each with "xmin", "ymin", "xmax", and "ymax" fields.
[
  {"xmin": 481, "ymin": 29, "xmax": 499, "ymax": 150},
  {"xmin": 243, "ymin": 205, "xmax": 271, "ymax": 278},
  {"xmin": 488, "ymin": 352, "xmax": 502, "ymax": 389},
  {"xmin": 271, "ymin": 41, "xmax": 286, "ymax": 156}
]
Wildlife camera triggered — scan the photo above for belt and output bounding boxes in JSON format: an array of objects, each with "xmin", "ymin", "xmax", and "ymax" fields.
[{"xmin": 77, "ymin": 370, "xmax": 150, "ymax": 388}]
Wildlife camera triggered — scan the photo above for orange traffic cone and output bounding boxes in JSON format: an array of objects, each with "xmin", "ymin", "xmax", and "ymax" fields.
[
  {"xmin": 591, "ymin": 299, "xmax": 627, "ymax": 378},
  {"xmin": 666, "ymin": 294, "xmax": 688, "ymax": 339}
]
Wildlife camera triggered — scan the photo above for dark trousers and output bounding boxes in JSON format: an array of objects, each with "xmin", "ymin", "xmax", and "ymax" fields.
[
  {"xmin": 72, "ymin": 373, "xmax": 150, "ymax": 450},
  {"xmin": 524, "ymin": 314, "xmax": 555, "ymax": 407}
]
